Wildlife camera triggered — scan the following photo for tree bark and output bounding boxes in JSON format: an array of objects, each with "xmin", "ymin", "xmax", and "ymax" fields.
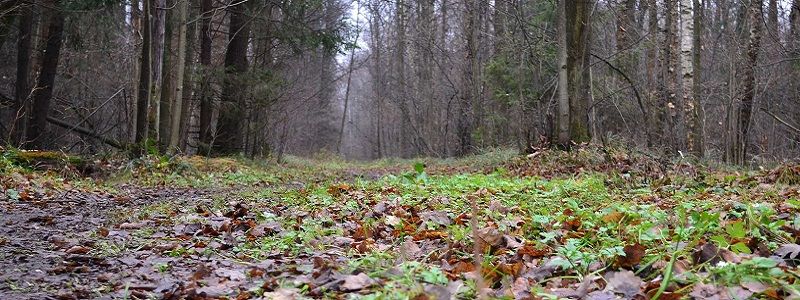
[
  {"xmin": 556, "ymin": 0, "xmax": 569, "ymax": 149},
  {"xmin": 646, "ymin": 0, "xmax": 660, "ymax": 146},
  {"xmin": 565, "ymin": 0, "xmax": 593, "ymax": 144},
  {"xmin": 456, "ymin": 0, "xmax": 478, "ymax": 156},
  {"xmin": 26, "ymin": 1, "xmax": 65, "ymax": 149},
  {"xmin": 662, "ymin": 0, "xmax": 679, "ymax": 149},
  {"xmin": 691, "ymin": 0, "xmax": 704, "ymax": 156},
  {"xmin": 198, "ymin": 0, "xmax": 213, "ymax": 154},
  {"xmin": 215, "ymin": 0, "xmax": 250, "ymax": 154},
  {"xmin": 680, "ymin": 0, "xmax": 701, "ymax": 156},
  {"xmin": 791, "ymin": 0, "xmax": 799, "ymax": 54},
  {"xmin": 149, "ymin": 0, "xmax": 166, "ymax": 144},
  {"xmin": 167, "ymin": 0, "xmax": 188, "ymax": 153},
  {"xmin": 135, "ymin": 0, "xmax": 152, "ymax": 147},
  {"xmin": 732, "ymin": 0, "xmax": 763, "ymax": 164},
  {"xmin": 12, "ymin": 5, "xmax": 33, "ymax": 146},
  {"xmin": 159, "ymin": 1, "xmax": 174, "ymax": 148}
]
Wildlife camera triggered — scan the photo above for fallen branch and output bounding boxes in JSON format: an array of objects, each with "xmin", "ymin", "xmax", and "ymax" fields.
[{"xmin": 47, "ymin": 117, "xmax": 124, "ymax": 149}]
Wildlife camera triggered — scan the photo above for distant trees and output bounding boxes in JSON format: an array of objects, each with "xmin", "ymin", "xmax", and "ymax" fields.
[{"xmin": 1, "ymin": 0, "xmax": 799, "ymax": 164}]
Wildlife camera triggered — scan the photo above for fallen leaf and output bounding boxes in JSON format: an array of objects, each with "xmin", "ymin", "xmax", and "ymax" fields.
[
  {"xmin": 693, "ymin": 242, "xmax": 723, "ymax": 265},
  {"xmin": 775, "ymin": 243, "xmax": 800, "ymax": 266},
  {"xmin": 617, "ymin": 243, "xmax": 646, "ymax": 269},
  {"xmin": 66, "ymin": 245, "xmax": 91, "ymax": 254},
  {"xmin": 340, "ymin": 273, "xmax": 375, "ymax": 291},
  {"xmin": 510, "ymin": 277, "xmax": 531, "ymax": 300},
  {"xmin": 420, "ymin": 211, "xmax": 451, "ymax": 226},
  {"xmin": 476, "ymin": 227, "xmax": 502, "ymax": 248},
  {"xmin": 604, "ymin": 270, "xmax": 643, "ymax": 299},
  {"xmin": 119, "ymin": 222, "xmax": 146, "ymax": 230},
  {"xmin": 399, "ymin": 238, "xmax": 422, "ymax": 260},
  {"xmin": 263, "ymin": 288, "xmax": 302, "ymax": 300}
]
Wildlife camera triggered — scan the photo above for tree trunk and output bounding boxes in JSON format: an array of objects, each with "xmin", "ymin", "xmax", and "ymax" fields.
[
  {"xmin": 680, "ymin": 0, "xmax": 700, "ymax": 156},
  {"xmin": 135, "ymin": 0, "xmax": 152, "ymax": 147},
  {"xmin": 395, "ymin": 0, "xmax": 409, "ymax": 157},
  {"xmin": 159, "ymin": 1, "xmax": 174, "ymax": 148},
  {"xmin": 369, "ymin": 0, "xmax": 384, "ymax": 158},
  {"xmin": 12, "ymin": 6, "xmax": 33, "ymax": 146},
  {"xmin": 26, "ymin": 1, "xmax": 65, "ymax": 149},
  {"xmin": 662, "ymin": 0, "xmax": 679, "ymax": 149},
  {"xmin": 732, "ymin": 0, "xmax": 763, "ymax": 164},
  {"xmin": 790, "ymin": 0, "xmax": 799, "ymax": 54},
  {"xmin": 646, "ymin": 0, "xmax": 661, "ymax": 146},
  {"xmin": 691, "ymin": 0, "xmax": 704, "ymax": 156},
  {"xmin": 215, "ymin": 0, "xmax": 250, "ymax": 154},
  {"xmin": 198, "ymin": 0, "xmax": 213, "ymax": 154},
  {"xmin": 167, "ymin": 0, "xmax": 188, "ymax": 153},
  {"xmin": 556, "ymin": 0, "xmax": 569, "ymax": 149},
  {"xmin": 565, "ymin": 0, "xmax": 593, "ymax": 144},
  {"xmin": 148, "ymin": 0, "xmax": 166, "ymax": 144},
  {"xmin": 456, "ymin": 0, "xmax": 478, "ymax": 156}
]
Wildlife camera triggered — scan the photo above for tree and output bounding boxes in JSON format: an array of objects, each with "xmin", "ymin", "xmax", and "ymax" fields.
[
  {"xmin": 135, "ymin": 0, "xmax": 153, "ymax": 147},
  {"xmin": 167, "ymin": 0, "xmax": 188, "ymax": 153},
  {"xmin": 198, "ymin": 0, "xmax": 213, "ymax": 153},
  {"xmin": 12, "ymin": 3, "xmax": 33, "ymax": 146},
  {"xmin": 149, "ymin": 0, "xmax": 166, "ymax": 143},
  {"xmin": 456, "ymin": 0, "xmax": 478, "ymax": 156},
  {"xmin": 729, "ymin": 0, "xmax": 763, "ymax": 164},
  {"xmin": 215, "ymin": 0, "xmax": 251, "ymax": 154},
  {"xmin": 680, "ymin": 0, "xmax": 701, "ymax": 156},
  {"xmin": 791, "ymin": 0, "xmax": 799, "ymax": 54},
  {"xmin": 26, "ymin": 0, "xmax": 65, "ymax": 149},
  {"xmin": 556, "ymin": 0, "xmax": 569, "ymax": 149},
  {"xmin": 565, "ymin": 0, "xmax": 593, "ymax": 144}
]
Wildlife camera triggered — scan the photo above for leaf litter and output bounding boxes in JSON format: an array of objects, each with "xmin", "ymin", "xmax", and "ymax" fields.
[{"xmin": 1, "ymin": 149, "xmax": 800, "ymax": 299}]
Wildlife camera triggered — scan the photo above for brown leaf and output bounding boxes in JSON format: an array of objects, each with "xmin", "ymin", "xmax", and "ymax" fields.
[
  {"xmin": 263, "ymin": 288, "xmax": 302, "ymax": 300},
  {"xmin": 399, "ymin": 238, "xmax": 422, "ymax": 260},
  {"xmin": 476, "ymin": 227, "xmax": 502, "ymax": 247},
  {"xmin": 97, "ymin": 227, "xmax": 109, "ymax": 237},
  {"xmin": 617, "ymin": 243, "xmax": 646, "ymax": 269},
  {"xmin": 413, "ymin": 230, "xmax": 449, "ymax": 241},
  {"xmin": 66, "ymin": 245, "xmax": 91, "ymax": 254},
  {"xmin": 601, "ymin": 211, "xmax": 624, "ymax": 223},
  {"xmin": 604, "ymin": 270, "xmax": 643, "ymax": 299},
  {"xmin": 693, "ymin": 242, "xmax": 723, "ymax": 265},
  {"xmin": 119, "ymin": 222, "xmax": 145, "ymax": 230},
  {"xmin": 510, "ymin": 277, "xmax": 531, "ymax": 300},
  {"xmin": 517, "ymin": 244, "xmax": 550, "ymax": 258},
  {"xmin": 340, "ymin": 273, "xmax": 375, "ymax": 291},
  {"xmin": 446, "ymin": 261, "xmax": 476, "ymax": 279}
]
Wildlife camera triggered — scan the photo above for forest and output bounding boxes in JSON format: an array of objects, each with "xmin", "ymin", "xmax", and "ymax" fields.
[{"xmin": 1, "ymin": 0, "xmax": 800, "ymax": 299}]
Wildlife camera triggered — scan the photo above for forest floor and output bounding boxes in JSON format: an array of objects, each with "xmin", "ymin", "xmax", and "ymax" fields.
[{"xmin": 1, "ymin": 147, "xmax": 800, "ymax": 300}]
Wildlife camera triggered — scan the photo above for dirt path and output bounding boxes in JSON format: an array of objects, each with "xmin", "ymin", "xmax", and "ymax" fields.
[{"xmin": 0, "ymin": 186, "xmax": 218, "ymax": 300}]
